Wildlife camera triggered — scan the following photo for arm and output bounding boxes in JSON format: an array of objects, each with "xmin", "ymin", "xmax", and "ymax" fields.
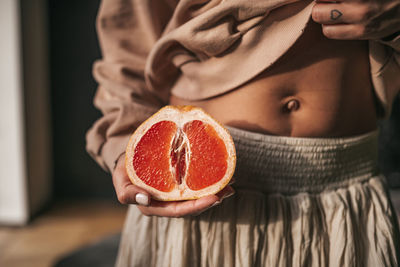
[
  {"xmin": 86, "ymin": 0, "xmax": 175, "ymax": 173},
  {"xmin": 87, "ymin": 0, "xmax": 234, "ymax": 216},
  {"xmin": 311, "ymin": 0, "xmax": 400, "ymax": 117}
]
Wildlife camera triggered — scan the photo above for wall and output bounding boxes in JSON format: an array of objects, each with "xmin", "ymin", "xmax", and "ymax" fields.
[{"xmin": 0, "ymin": 0, "xmax": 28, "ymax": 224}]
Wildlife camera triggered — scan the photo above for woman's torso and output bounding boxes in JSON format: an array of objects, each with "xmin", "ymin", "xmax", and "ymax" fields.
[{"xmin": 170, "ymin": 21, "xmax": 378, "ymax": 137}]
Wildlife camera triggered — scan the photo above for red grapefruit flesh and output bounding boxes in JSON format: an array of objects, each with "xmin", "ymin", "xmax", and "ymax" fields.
[
  {"xmin": 132, "ymin": 121, "xmax": 177, "ymax": 192},
  {"xmin": 184, "ymin": 120, "xmax": 228, "ymax": 191}
]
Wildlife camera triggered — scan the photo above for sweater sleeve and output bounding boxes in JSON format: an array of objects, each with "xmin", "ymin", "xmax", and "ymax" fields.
[
  {"xmin": 86, "ymin": 0, "xmax": 177, "ymax": 173},
  {"xmin": 380, "ymin": 31, "xmax": 400, "ymax": 65},
  {"xmin": 369, "ymin": 30, "xmax": 400, "ymax": 118}
]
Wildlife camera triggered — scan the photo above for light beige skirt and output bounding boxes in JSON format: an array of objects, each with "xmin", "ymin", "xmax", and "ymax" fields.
[{"xmin": 115, "ymin": 127, "xmax": 400, "ymax": 267}]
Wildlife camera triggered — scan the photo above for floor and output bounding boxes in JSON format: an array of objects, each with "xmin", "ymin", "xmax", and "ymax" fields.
[
  {"xmin": 0, "ymin": 191, "xmax": 399, "ymax": 267},
  {"xmin": 0, "ymin": 200, "xmax": 127, "ymax": 267}
]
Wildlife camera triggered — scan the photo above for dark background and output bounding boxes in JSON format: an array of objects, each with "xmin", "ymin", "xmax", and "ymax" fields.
[
  {"xmin": 48, "ymin": 0, "xmax": 113, "ymax": 199},
  {"xmin": 47, "ymin": 0, "xmax": 400, "ymax": 200},
  {"xmin": 378, "ymin": 99, "xmax": 400, "ymax": 188}
]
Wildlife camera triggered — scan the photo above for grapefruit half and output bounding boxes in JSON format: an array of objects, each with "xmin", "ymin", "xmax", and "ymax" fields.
[{"xmin": 125, "ymin": 106, "xmax": 236, "ymax": 201}]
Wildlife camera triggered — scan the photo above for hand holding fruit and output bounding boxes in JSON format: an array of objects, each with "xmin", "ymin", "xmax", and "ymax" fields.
[
  {"xmin": 112, "ymin": 106, "xmax": 236, "ymax": 217},
  {"xmin": 112, "ymin": 155, "xmax": 234, "ymax": 217}
]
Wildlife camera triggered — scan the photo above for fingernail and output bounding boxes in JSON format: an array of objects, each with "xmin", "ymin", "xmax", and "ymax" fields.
[
  {"xmin": 211, "ymin": 200, "xmax": 222, "ymax": 208},
  {"xmin": 135, "ymin": 193, "xmax": 149, "ymax": 206},
  {"xmin": 222, "ymin": 188, "xmax": 235, "ymax": 200}
]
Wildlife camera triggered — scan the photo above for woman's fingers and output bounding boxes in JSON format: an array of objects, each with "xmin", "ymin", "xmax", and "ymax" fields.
[
  {"xmin": 116, "ymin": 183, "xmax": 151, "ymax": 206},
  {"xmin": 113, "ymin": 154, "xmax": 236, "ymax": 217},
  {"xmin": 113, "ymin": 154, "xmax": 151, "ymax": 205},
  {"xmin": 138, "ymin": 194, "xmax": 219, "ymax": 217},
  {"xmin": 216, "ymin": 185, "xmax": 235, "ymax": 200},
  {"xmin": 138, "ymin": 185, "xmax": 236, "ymax": 217},
  {"xmin": 312, "ymin": 3, "xmax": 366, "ymax": 25},
  {"xmin": 312, "ymin": 2, "xmax": 369, "ymax": 39},
  {"xmin": 321, "ymin": 24, "xmax": 366, "ymax": 39},
  {"xmin": 312, "ymin": 0, "xmax": 400, "ymax": 40}
]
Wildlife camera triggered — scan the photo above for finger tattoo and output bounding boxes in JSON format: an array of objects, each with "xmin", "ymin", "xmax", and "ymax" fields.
[{"xmin": 330, "ymin": 9, "xmax": 343, "ymax": 20}]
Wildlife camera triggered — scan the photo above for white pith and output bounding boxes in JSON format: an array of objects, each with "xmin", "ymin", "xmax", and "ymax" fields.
[
  {"xmin": 125, "ymin": 106, "xmax": 236, "ymax": 201},
  {"xmin": 169, "ymin": 128, "xmax": 191, "ymax": 191}
]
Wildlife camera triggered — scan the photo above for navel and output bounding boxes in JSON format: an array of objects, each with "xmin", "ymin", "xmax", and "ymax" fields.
[{"xmin": 283, "ymin": 99, "xmax": 300, "ymax": 112}]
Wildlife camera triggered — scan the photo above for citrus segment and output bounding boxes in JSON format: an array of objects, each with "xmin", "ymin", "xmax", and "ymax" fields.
[
  {"xmin": 184, "ymin": 120, "xmax": 228, "ymax": 190},
  {"xmin": 132, "ymin": 120, "xmax": 177, "ymax": 192}
]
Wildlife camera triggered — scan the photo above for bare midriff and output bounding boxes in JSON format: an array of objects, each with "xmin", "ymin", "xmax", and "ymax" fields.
[{"xmin": 170, "ymin": 21, "xmax": 378, "ymax": 137}]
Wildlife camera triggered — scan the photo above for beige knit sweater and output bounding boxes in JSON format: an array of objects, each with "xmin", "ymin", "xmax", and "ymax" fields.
[{"xmin": 86, "ymin": 0, "xmax": 400, "ymax": 172}]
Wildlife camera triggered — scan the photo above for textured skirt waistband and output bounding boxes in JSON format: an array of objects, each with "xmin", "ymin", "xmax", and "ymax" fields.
[{"xmin": 226, "ymin": 126, "xmax": 380, "ymax": 194}]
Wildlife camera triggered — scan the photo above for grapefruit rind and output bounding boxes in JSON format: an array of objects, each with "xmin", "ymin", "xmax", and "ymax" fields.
[{"xmin": 125, "ymin": 105, "xmax": 236, "ymax": 201}]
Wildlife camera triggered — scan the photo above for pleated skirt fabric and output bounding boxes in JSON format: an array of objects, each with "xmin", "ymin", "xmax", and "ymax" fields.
[{"xmin": 115, "ymin": 127, "xmax": 400, "ymax": 267}]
